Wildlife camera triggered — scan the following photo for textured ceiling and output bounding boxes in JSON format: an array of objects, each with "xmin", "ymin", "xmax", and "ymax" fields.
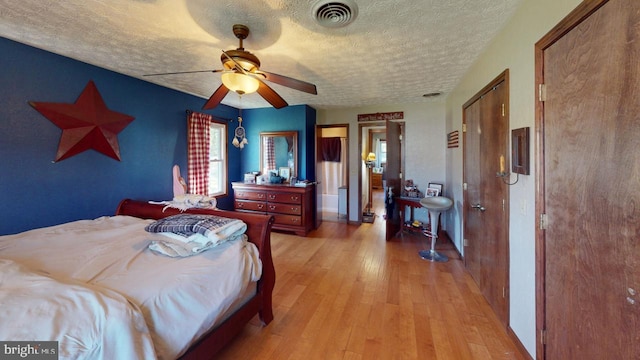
[{"xmin": 0, "ymin": 0, "xmax": 524, "ymax": 110}]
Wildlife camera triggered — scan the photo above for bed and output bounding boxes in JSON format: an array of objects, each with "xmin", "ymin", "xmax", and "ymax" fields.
[{"xmin": 0, "ymin": 199, "xmax": 275, "ymax": 359}]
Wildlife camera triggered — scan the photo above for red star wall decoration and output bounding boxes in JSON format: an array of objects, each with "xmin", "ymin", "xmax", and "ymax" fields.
[{"xmin": 29, "ymin": 80, "xmax": 135, "ymax": 162}]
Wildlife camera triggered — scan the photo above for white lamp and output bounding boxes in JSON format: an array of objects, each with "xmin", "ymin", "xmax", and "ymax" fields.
[{"xmin": 221, "ymin": 72, "xmax": 260, "ymax": 95}]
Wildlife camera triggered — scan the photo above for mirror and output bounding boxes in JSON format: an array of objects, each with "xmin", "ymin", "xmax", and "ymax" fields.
[
  {"xmin": 511, "ymin": 127, "xmax": 530, "ymax": 175},
  {"xmin": 260, "ymin": 131, "xmax": 298, "ymax": 181}
]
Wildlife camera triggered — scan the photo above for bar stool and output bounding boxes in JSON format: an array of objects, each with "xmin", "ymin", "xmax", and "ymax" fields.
[{"xmin": 418, "ymin": 196, "xmax": 453, "ymax": 262}]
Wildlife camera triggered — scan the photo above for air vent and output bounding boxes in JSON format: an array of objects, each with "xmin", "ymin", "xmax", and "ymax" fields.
[{"xmin": 312, "ymin": 0, "xmax": 358, "ymax": 28}]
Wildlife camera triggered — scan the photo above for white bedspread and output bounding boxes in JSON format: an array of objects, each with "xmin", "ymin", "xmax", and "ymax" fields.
[
  {"xmin": 0, "ymin": 215, "xmax": 262, "ymax": 360},
  {"xmin": 0, "ymin": 259, "xmax": 156, "ymax": 360}
]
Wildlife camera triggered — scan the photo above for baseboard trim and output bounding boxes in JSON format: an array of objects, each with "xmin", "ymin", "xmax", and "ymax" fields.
[
  {"xmin": 441, "ymin": 230, "xmax": 464, "ymax": 260},
  {"xmin": 507, "ymin": 326, "xmax": 534, "ymax": 360}
]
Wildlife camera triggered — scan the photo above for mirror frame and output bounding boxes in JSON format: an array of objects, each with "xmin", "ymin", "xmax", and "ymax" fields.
[{"xmin": 260, "ymin": 131, "xmax": 298, "ymax": 179}]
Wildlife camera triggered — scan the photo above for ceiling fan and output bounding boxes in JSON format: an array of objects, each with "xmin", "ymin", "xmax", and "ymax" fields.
[{"xmin": 144, "ymin": 24, "xmax": 317, "ymax": 110}]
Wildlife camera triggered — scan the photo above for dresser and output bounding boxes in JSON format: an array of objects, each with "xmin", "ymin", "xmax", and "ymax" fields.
[
  {"xmin": 371, "ymin": 172, "xmax": 383, "ymax": 189},
  {"xmin": 232, "ymin": 182, "xmax": 315, "ymax": 236}
]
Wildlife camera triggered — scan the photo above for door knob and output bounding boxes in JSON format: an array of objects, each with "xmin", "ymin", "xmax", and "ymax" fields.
[{"xmin": 471, "ymin": 203, "xmax": 486, "ymax": 212}]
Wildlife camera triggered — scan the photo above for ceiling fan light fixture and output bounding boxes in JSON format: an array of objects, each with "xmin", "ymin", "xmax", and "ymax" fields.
[
  {"xmin": 221, "ymin": 50, "xmax": 260, "ymax": 72},
  {"xmin": 312, "ymin": 0, "xmax": 358, "ymax": 28},
  {"xmin": 221, "ymin": 72, "xmax": 260, "ymax": 95}
]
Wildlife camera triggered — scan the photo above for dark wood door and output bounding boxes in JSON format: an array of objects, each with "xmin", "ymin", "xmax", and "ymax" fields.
[
  {"xmin": 385, "ymin": 120, "xmax": 402, "ymax": 241},
  {"xmin": 537, "ymin": 0, "xmax": 640, "ymax": 358},
  {"xmin": 463, "ymin": 75, "xmax": 510, "ymax": 326},
  {"xmin": 463, "ymin": 97, "xmax": 484, "ymax": 283}
]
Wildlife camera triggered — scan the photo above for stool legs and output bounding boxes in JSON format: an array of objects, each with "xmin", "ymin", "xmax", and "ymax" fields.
[{"xmin": 418, "ymin": 210, "xmax": 448, "ymax": 262}]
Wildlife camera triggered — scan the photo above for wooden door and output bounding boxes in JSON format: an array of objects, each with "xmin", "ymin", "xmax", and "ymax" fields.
[
  {"xmin": 385, "ymin": 120, "xmax": 402, "ymax": 241},
  {"xmin": 463, "ymin": 97, "xmax": 484, "ymax": 282},
  {"xmin": 463, "ymin": 74, "xmax": 510, "ymax": 326},
  {"xmin": 536, "ymin": 0, "xmax": 640, "ymax": 358}
]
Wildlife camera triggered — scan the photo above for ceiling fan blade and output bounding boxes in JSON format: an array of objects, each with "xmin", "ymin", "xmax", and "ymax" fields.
[
  {"xmin": 143, "ymin": 69, "xmax": 223, "ymax": 76},
  {"xmin": 202, "ymin": 84, "xmax": 230, "ymax": 110},
  {"xmin": 256, "ymin": 71, "xmax": 317, "ymax": 95},
  {"xmin": 256, "ymin": 81, "xmax": 288, "ymax": 109}
]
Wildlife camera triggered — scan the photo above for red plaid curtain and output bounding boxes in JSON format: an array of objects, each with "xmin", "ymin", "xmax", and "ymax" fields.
[
  {"xmin": 187, "ymin": 111, "xmax": 212, "ymax": 195},
  {"xmin": 263, "ymin": 136, "xmax": 275, "ymax": 173}
]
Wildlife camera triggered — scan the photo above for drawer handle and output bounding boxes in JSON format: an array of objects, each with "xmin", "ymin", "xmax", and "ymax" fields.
[
  {"xmin": 259, "ymin": 194, "xmax": 265, "ymax": 199},
  {"xmin": 268, "ymin": 194, "xmax": 275, "ymax": 200},
  {"xmin": 291, "ymin": 196, "xmax": 299, "ymax": 201},
  {"xmin": 268, "ymin": 205, "xmax": 275, "ymax": 211},
  {"xmin": 291, "ymin": 218, "xmax": 299, "ymax": 223},
  {"xmin": 258, "ymin": 204, "xmax": 264, "ymax": 209},
  {"xmin": 237, "ymin": 203, "xmax": 244, "ymax": 208}
]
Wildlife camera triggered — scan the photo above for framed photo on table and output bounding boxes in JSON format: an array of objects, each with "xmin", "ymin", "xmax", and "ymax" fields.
[
  {"xmin": 244, "ymin": 173, "xmax": 256, "ymax": 184},
  {"xmin": 426, "ymin": 188, "xmax": 440, "ymax": 197},
  {"xmin": 427, "ymin": 182, "xmax": 443, "ymax": 197},
  {"xmin": 279, "ymin": 167, "xmax": 291, "ymax": 182}
]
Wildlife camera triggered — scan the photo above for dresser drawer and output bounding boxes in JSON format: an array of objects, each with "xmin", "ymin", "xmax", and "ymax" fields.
[
  {"xmin": 235, "ymin": 200, "xmax": 267, "ymax": 212},
  {"xmin": 372, "ymin": 172, "xmax": 383, "ymax": 189},
  {"xmin": 235, "ymin": 190, "xmax": 266, "ymax": 201},
  {"xmin": 267, "ymin": 192, "xmax": 302, "ymax": 204},
  {"xmin": 267, "ymin": 203, "xmax": 301, "ymax": 215},
  {"xmin": 272, "ymin": 214, "xmax": 302, "ymax": 226}
]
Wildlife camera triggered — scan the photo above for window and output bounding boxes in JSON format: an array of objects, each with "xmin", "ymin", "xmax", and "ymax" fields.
[
  {"xmin": 187, "ymin": 112, "xmax": 227, "ymax": 197},
  {"xmin": 379, "ymin": 140, "xmax": 387, "ymax": 164},
  {"xmin": 208, "ymin": 121, "xmax": 227, "ymax": 196}
]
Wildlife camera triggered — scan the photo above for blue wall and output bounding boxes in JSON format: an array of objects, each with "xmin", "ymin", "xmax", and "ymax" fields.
[
  {"xmin": 0, "ymin": 37, "xmax": 316, "ymax": 235},
  {"xmin": 241, "ymin": 105, "xmax": 317, "ymax": 181}
]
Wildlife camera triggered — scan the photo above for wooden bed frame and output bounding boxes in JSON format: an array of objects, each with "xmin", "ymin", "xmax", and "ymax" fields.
[{"xmin": 115, "ymin": 199, "xmax": 275, "ymax": 359}]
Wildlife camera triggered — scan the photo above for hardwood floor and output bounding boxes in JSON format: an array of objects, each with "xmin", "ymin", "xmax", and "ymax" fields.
[{"xmin": 216, "ymin": 190, "xmax": 527, "ymax": 359}]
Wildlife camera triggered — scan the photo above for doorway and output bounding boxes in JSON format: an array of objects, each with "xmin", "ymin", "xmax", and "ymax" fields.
[
  {"xmin": 316, "ymin": 124, "xmax": 349, "ymax": 223},
  {"xmin": 366, "ymin": 128, "xmax": 386, "ymax": 222},
  {"xmin": 463, "ymin": 70, "xmax": 510, "ymax": 327},
  {"xmin": 359, "ymin": 124, "xmax": 385, "ymax": 223},
  {"xmin": 535, "ymin": 0, "xmax": 640, "ymax": 358},
  {"xmin": 357, "ymin": 121, "xmax": 404, "ymax": 232}
]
